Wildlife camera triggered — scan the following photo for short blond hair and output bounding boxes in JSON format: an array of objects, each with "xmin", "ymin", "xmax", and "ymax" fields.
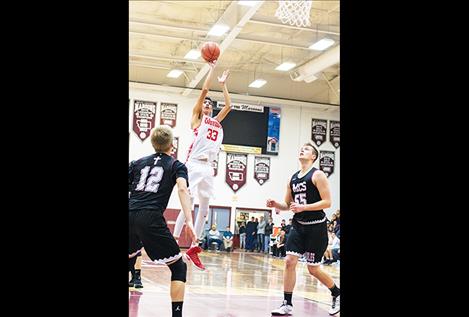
[{"xmin": 150, "ymin": 125, "xmax": 173, "ymax": 152}]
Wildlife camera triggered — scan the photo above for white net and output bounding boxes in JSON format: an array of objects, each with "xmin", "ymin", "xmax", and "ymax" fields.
[{"xmin": 274, "ymin": 0, "xmax": 313, "ymax": 27}]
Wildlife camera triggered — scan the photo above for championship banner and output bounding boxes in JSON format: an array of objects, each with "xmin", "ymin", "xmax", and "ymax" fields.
[
  {"xmin": 226, "ymin": 153, "xmax": 247, "ymax": 193},
  {"xmin": 171, "ymin": 137, "xmax": 178, "ymax": 160},
  {"xmin": 319, "ymin": 151, "xmax": 335, "ymax": 177},
  {"xmin": 212, "ymin": 152, "xmax": 219, "ymax": 176},
  {"xmin": 133, "ymin": 100, "xmax": 157, "ymax": 141},
  {"xmin": 254, "ymin": 156, "xmax": 270, "ymax": 185},
  {"xmin": 160, "ymin": 102, "xmax": 177, "ymax": 127},
  {"xmin": 311, "ymin": 118, "xmax": 327, "ymax": 147},
  {"xmin": 329, "ymin": 120, "xmax": 340, "ymax": 149}
]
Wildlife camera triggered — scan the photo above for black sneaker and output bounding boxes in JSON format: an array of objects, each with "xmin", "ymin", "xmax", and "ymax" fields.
[
  {"xmin": 129, "ymin": 277, "xmax": 135, "ymax": 287},
  {"xmin": 133, "ymin": 277, "xmax": 143, "ymax": 288}
]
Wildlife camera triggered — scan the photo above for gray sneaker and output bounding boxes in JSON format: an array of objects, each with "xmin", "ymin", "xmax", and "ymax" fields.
[
  {"xmin": 271, "ymin": 300, "xmax": 293, "ymax": 316},
  {"xmin": 328, "ymin": 295, "xmax": 340, "ymax": 315}
]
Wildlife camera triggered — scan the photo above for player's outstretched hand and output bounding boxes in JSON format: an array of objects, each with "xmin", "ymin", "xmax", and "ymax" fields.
[{"xmin": 217, "ymin": 69, "xmax": 230, "ymax": 84}]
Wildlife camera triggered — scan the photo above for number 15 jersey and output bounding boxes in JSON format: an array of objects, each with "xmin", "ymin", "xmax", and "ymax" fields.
[
  {"xmin": 290, "ymin": 167, "xmax": 326, "ymax": 223},
  {"xmin": 186, "ymin": 115, "xmax": 224, "ymax": 162}
]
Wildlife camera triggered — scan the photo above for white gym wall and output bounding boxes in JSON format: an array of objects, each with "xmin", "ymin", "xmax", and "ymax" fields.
[{"xmin": 129, "ymin": 83, "xmax": 339, "ymax": 228}]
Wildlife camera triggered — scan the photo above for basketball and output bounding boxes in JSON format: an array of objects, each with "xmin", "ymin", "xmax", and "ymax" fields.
[{"xmin": 201, "ymin": 42, "xmax": 220, "ymax": 62}]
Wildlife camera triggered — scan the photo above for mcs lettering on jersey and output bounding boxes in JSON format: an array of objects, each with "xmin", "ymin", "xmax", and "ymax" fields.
[{"xmin": 292, "ymin": 182, "xmax": 307, "ymax": 193}]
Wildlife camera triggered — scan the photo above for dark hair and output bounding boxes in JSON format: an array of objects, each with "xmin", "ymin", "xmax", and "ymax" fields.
[
  {"xmin": 303, "ymin": 142, "xmax": 319, "ymax": 162},
  {"xmin": 204, "ymin": 96, "xmax": 213, "ymax": 105}
]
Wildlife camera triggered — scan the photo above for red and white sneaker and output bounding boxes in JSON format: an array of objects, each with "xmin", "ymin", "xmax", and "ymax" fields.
[{"xmin": 185, "ymin": 245, "xmax": 206, "ymax": 271}]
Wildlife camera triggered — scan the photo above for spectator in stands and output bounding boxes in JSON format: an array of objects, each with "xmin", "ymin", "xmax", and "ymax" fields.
[
  {"xmin": 245, "ymin": 217, "xmax": 256, "ymax": 252},
  {"xmin": 239, "ymin": 222, "xmax": 246, "ymax": 250},
  {"xmin": 272, "ymin": 230, "xmax": 286, "ymax": 258},
  {"xmin": 207, "ymin": 224, "xmax": 222, "ymax": 251},
  {"xmin": 264, "ymin": 218, "xmax": 274, "ymax": 254},
  {"xmin": 323, "ymin": 229, "xmax": 335, "ymax": 264},
  {"xmin": 280, "ymin": 219, "xmax": 287, "ymax": 232},
  {"xmin": 333, "ymin": 210, "xmax": 340, "ymax": 238},
  {"xmin": 223, "ymin": 226, "xmax": 234, "ymax": 252},
  {"xmin": 324, "ymin": 230, "xmax": 340, "ymax": 265},
  {"xmin": 257, "ymin": 216, "xmax": 266, "ymax": 252},
  {"xmin": 330, "ymin": 231, "xmax": 340, "ymax": 263}
]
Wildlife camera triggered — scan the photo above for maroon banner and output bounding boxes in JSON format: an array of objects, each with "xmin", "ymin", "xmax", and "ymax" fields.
[
  {"xmin": 329, "ymin": 120, "xmax": 340, "ymax": 149},
  {"xmin": 160, "ymin": 102, "xmax": 178, "ymax": 127},
  {"xmin": 319, "ymin": 151, "xmax": 335, "ymax": 177},
  {"xmin": 225, "ymin": 153, "xmax": 247, "ymax": 193},
  {"xmin": 133, "ymin": 100, "xmax": 157, "ymax": 141},
  {"xmin": 254, "ymin": 156, "xmax": 270, "ymax": 185},
  {"xmin": 212, "ymin": 152, "xmax": 219, "ymax": 176},
  {"xmin": 171, "ymin": 137, "xmax": 178, "ymax": 160},
  {"xmin": 311, "ymin": 118, "xmax": 327, "ymax": 147}
]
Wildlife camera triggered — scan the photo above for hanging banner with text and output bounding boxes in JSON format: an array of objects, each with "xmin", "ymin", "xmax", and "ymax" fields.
[
  {"xmin": 311, "ymin": 118, "xmax": 327, "ymax": 147},
  {"xmin": 329, "ymin": 120, "xmax": 340, "ymax": 149},
  {"xmin": 133, "ymin": 100, "xmax": 157, "ymax": 142},
  {"xmin": 254, "ymin": 156, "xmax": 270, "ymax": 185},
  {"xmin": 160, "ymin": 102, "xmax": 177, "ymax": 127},
  {"xmin": 226, "ymin": 153, "xmax": 247, "ymax": 193},
  {"xmin": 319, "ymin": 151, "xmax": 335, "ymax": 177}
]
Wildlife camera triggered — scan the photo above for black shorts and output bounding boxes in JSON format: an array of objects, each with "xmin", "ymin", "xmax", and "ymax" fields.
[
  {"xmin": 285, "ymin": 219, "xmax": 328, "ymax": 266},
  {"xmin": 129, "ymin": 209, "xmax": 181, "ymax": 264}
]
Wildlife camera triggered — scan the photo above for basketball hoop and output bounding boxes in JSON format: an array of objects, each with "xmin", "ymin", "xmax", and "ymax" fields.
[{"xmin": 274, "ymin": 0, "xmax": 313, "ymax": 27}]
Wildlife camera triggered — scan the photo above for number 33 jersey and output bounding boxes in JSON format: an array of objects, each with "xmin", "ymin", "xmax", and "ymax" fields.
[
  {"xmin": 186, "ymin": 115, "xmax": 224, "ymax": 162},
  {"xmin": 290, "ymin": 167, "xmax": 326, "ymax": 223},
  {"xmin": 129, "ymin": 153, "xmax": 188, "ymax": 212}
]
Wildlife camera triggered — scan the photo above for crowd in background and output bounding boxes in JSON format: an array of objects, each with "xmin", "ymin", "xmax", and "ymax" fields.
[{"xmin": 201, "ymin": 209, "xmax": 340, "ymax": 265}]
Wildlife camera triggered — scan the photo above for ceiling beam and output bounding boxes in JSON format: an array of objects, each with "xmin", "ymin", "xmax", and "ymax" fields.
[
  {"xmin": 182, "ymin": 0, "xmax": 265, "ymax": 96},
  {"xmin": 248, "ymin": 18, "xmax": 340, "ymax": 36},
  {"xmin": 130, "ymin": 53, "xmax": 206, "ymax": 65},
  {"xmin": 129, "ymin": 20, "xmax": 207, "ymax": 33},
  {"xmin": 130, "ymin": 31, "xmax": 200, "ymax": 42},
  {"xmin": 129, "ymin": 18, "xmax": 339, "ymax": 37},
  {"xmin": 236, "ymin": 36, "xmax": 311, "ymax": 51}
]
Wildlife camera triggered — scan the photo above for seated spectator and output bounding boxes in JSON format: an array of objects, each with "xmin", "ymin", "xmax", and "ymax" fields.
[
  {"xmin": 331, "ymin": 210, "xmax": 340, "ymax": 238},
  {"xmin": 272, "ymin": 230, "xmax": 286, "ymax": 258},
  {"xmin": 223, "ymin": 226, "xmax": 234, "ymax": 252},
  {"xmin": 207, "ymin": 224, "xmax": 222, "ymax": 251},
  {"xmin": 330, "ymin": 232, "xmax": 340, "ymax": 262},
  {"xmin": 323, "ymin": 230, "xmax": 335, "ymax": 264}
]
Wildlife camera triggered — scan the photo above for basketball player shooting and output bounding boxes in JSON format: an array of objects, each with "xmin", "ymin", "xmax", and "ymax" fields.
[{"xmin": 173, "ymin": 59, "xmax": 232, "ymax": 270}]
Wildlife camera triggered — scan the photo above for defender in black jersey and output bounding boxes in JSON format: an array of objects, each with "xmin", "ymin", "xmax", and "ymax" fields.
[
  {"xmin": 129, "ymin": 125, "xmax": 197, "ymax": 317},
  {"xmin": 267, "ymin": 143, "xmax": 340, "ymax": 316}
]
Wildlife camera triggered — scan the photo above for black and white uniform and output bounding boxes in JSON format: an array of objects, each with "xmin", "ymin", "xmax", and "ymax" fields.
[
  {"xmin": 285, "ymin": 167, "xmax": 328, "ymax": 266},
  {"xmin": 129, "ymin": 153, "xmax": 188, "ymax": 264}
]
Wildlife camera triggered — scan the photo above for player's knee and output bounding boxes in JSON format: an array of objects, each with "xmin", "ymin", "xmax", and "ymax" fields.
[
  {"xmin": 168, "ymin": 257, "xmax": 187, "ymax": 283},
  {"xmin": 285, "ymin": 257, "xmax": 297, "ymax": 270},
  {"xmin": 307, "ymin": 265, "xmax": 320, "ymax": 275}
]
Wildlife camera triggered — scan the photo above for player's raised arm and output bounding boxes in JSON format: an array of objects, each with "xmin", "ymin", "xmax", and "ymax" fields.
[
  {"xmin": 214, "ymin": 69, "xmax": 231, "ymax": 123},
  {"xmin": 192, "ymin": 61, "xmax": 217, "ymax": 128}
]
